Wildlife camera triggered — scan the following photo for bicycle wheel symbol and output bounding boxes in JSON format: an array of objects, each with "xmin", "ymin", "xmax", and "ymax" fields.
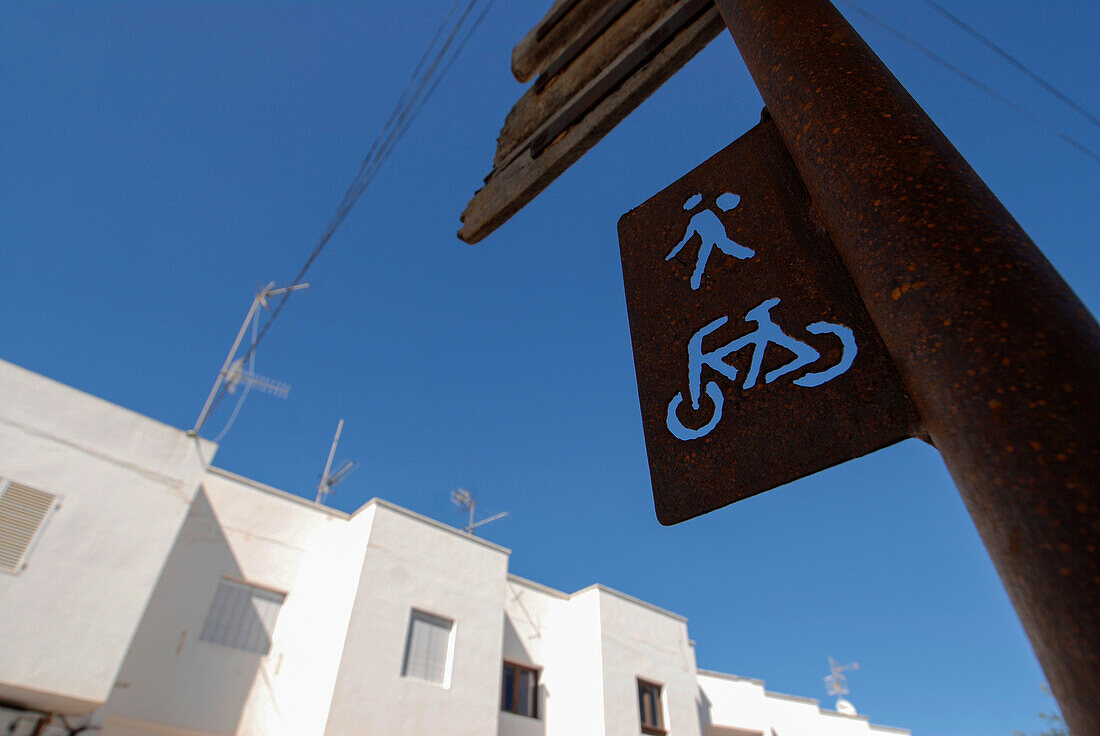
[
  {"xmin": 666, "ymin": 298, "xmax": 858, "ymax": 441},
  {"xmin": 667, "ymin": 381, "xmax": 724, "ymax": 441}
]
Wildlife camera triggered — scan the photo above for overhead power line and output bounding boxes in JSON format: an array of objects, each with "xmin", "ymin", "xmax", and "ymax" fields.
[
  {"xmin": 838, "ymin": 0, "xmax": 1100, "ymax": 166},
  {"xmin": 201, "ymin": 0, "xmax": 497, "ymax": 427},
  {"xmin": 212, "ymin": 305, "xmax": 259, "ymax": 443},
  {"xmin": 916, "ymin": 0, "xmax": 1100, "ymax": 133}
]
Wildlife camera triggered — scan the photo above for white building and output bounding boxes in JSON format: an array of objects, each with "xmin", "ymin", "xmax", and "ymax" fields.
[{"xmin": 0, "ymin": 359, "xmax": 909, "ymax": 736}]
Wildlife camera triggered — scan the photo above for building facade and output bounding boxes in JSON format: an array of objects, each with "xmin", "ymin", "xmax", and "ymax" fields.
[{"xmin": 0, "ymin": 359, "xmax": 909, "ymax": 736}]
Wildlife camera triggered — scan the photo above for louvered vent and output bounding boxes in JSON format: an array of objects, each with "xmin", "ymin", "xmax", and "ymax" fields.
[
  {"xmin": 0, "ymin": 480, "xmax": 57, "ymax": 573},
  {"xmin": 200, "ymin": 579, "xmax": 285, "ymax": 655}
]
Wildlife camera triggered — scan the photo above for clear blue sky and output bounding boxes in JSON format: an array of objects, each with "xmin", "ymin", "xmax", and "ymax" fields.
[{"xmin": 2, "ymin": 2, "xmax": 1096, "ymax": 735}]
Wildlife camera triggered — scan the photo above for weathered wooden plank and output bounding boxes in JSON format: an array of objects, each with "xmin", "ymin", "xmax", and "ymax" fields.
[
  {"xmin": 460, "ymin": 1, "xmax": 722, "ymax": 244},
  {"xmin": 532, "ymin": 0, "xmax": 637, "ymax": 93},
  {"xmin": 511, "ymin": 0, "xmax": 615, "ymax": 83},
  {"xmin": 496, "ymin": 0, "xmax": 682, "ymax": 170},
  {"xmin": 535, "ymin": 0, "xmax": 584, "ymax": 41}
]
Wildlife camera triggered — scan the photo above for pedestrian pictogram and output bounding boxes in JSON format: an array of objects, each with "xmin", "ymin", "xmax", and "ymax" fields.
[{"xmin": 666, "ymin": 192, "xmax": 755, "ymax": 289}]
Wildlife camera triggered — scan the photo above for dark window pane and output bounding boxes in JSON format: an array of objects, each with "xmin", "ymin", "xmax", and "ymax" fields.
[
  {"xmin": 501, "ymin": 662, "xmax": 539, "ymax": 718},
  {"xmin": 638, "ymin": 679, "xmax": 663, "ymax": 731},
  {"xmin": 502, "ymin": 663, "xmax": 516, "ymax": 710},
  {"xmin": 517, "ymin": 669, "xmax": 532, "ymax": 715}
]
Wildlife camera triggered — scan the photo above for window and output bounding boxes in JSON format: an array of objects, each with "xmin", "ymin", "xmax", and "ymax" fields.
[
  {"xmin": 199, "ymin": 578, "xmax": 285, "ymax": 655},
  {"xmin": 501, "ymin": 662, "xmax": 538, "ymax": 718},
  {"xmin": 0, "ymin": 479, "xmax": 58, "ymax": 574},
  {"xmin": 638, "ymin": 678, "xmax": 665, "ymax": 735},
  {"xmin": 401, "ymin": 610, "xmax": 454, "ymax": 685}
]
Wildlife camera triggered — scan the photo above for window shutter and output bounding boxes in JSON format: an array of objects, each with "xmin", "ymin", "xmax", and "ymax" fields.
[
  {"xmin": 199, "ymin": 579, "xmax": 285, "ymax": 655},
  {"xmin": 402, "ymin": 610, "xmax": 453, "ymax": 684},
  {"xmin": 0, "ymin": 480, "xmax": 57, "ymax": 573}
]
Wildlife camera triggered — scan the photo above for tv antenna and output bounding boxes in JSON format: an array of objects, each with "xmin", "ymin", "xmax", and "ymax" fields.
[
  {"xmin": 450, "ymin": 488, "xmax": 508, "ymax": 536},
  {"xmin": 190, "ymin": 281, "xmax": 310, "ymax": 436},
  {"xmin": 824, "ymin": 656, "xmax": 859, "ymax": 716},
  {"xmin": 316, "ymin": 419, "xmax": 356, "ymax": 505}
]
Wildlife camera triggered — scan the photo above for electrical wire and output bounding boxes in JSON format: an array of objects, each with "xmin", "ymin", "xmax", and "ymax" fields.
[
  {"xmin": 838, "ymin": 0, "xmax": 1100, "ymax": 165},
  {"xmin": 213, "ymin": 308, "xmax": 258, "ymax": 443},
  {"xmin": 916, "ymin": 0, "xmax": 1100, "ymax": 133},
  {"xmin": 202, "ymin": 0, "xmax": 496, "ymax": 426},
  {"xmin": 213, "ymin": 382, "xmax": 250, "ymax": 443}
]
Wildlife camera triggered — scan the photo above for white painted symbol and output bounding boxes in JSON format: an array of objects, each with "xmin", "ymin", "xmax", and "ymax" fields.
[
  {"xmin": 666, "ymin": 298, "xmax": 857, "ymax": 441},
  {"xmin": 666, "ymin": 192, "xmax": 754, "ymax": 289}
]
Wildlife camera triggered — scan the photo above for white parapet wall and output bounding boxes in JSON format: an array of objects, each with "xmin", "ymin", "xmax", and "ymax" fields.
[
  {"xmin": 698, "ymin": 670, "xmax": 911, "ymax": 736},
  {"xmin": 0, "ymin": 360, "xmax": 213, "ymax": 715}
]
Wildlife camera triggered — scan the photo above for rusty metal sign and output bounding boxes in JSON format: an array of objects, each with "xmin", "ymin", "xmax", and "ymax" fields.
[{"xmin": 618, "ymin": 117, "xmax": 919, "ymax": 524}]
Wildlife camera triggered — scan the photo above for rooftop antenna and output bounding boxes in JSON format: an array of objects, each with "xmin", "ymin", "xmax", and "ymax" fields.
[
  {"xmin": 824, "ymin": 656, "xmax": 859, "ymax": 716},
  {"xmin": 316, "ymin": 419, "xmax": 356, "ymax": 505},
  {"xmin": 190, "ymin": 281, "xmax": 310, "ymax": 436},
  {"xmin": 450, "ymin": 488, "xmax": 508, "ymax": 536}
]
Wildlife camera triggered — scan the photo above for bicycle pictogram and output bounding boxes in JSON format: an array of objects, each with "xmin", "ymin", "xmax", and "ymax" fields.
[{"xmin": 666, "ymin": 297, "xmax": 857, "ymax": 440}]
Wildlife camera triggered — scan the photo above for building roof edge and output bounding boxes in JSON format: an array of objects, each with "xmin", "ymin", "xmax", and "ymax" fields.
[
  {"xmin": 206, "ymin": 466, "xmax": 351, "ymax": 519},
  {"xmin": 764, "ymin": 690, "xmax": 820, "ymax": 706},
  {"xmin": 696, "ymin": 669, "xmax": 767, "ymax": 687},
  {"xmin": 362, "ymin": 497, "xmax": 512, "ymax": 555},
  {"xmin": 866, "ymin": 725, "xmax": 911, "ymax": 735},
  {"xmin": 573, "ymin": 583, "xmax": 688, "ymax": 623},
  {"xmin": 507, "ymin": 574, "xmax": 570, "ymax": 599}
]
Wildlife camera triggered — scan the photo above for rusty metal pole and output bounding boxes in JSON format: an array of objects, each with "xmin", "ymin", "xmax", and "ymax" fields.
[{"xmin": 712, "ymin": 0, "xmax": 1100, "ymax": 732}]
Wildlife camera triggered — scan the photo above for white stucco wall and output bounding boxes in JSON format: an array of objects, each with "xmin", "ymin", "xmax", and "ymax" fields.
[
  {"xmin": 696, "ymin": 672, "xmax": 770, "ymax": 735},
  {"xmin": 698, "ymin": 671, "xmax": 910, "ymax": 736},
  {"xmin": 500, "ymin": 577, "xmax": 560, "ymax": 736},
  {"xmin": 595, "ymin": 587, "xmax": 702, "ymax": 736},
  {"xmin": 232, "ymin": 489, "xmax": 373, "ymax": 736},
  {"xmin": 100, "ymin": 470, "xmax": 371, "ymax": 736},
  {"xmin": 499, "ymin": 576, "xmax": 607, "ymax": 736},
  {"xmin": 500, "ymin": 579, "xmax": 703, "ymax": 736},
  {"xmin": 323, "ymin": 502, "xmax": 510, "ymax": 736},
  {"xmin": 0, "ymin": 360, "xmax": 212, "ymax": 714}
]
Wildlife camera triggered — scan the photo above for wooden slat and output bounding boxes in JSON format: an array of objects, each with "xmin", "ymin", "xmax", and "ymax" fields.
[
  {"xmin": 512, "ymin": 0, "xmax": 615, "ymax": 83},
  {"xmin": 532, "ymin": 0, "xmax": 638, "ymax": 93},
  {"xmin": 496, "ymin": 0, "xmax": 683, "ymax": 170},
  {"xmin": 460, "ymin": 1, "xmax": 723, "ymax": 244},
  {"xmin": 535, "ymin": 0, "xmax": 585, "ymax": 42}
]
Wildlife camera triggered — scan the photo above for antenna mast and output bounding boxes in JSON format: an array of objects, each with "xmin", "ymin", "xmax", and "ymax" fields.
[
  {"xmin": 824, "ymin": 656, "xmax": 860, "ymax": 715},
  {"xmin": 316, "ymin": 419, "xmax": 356, "ymax": 505},
  {"xmin": 190, "ymin": 281, "xmax": 310, "ymax": 436},
  {"xmin": 450, "ymin": 488, "xmax": 508, "ymax": 535}
]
